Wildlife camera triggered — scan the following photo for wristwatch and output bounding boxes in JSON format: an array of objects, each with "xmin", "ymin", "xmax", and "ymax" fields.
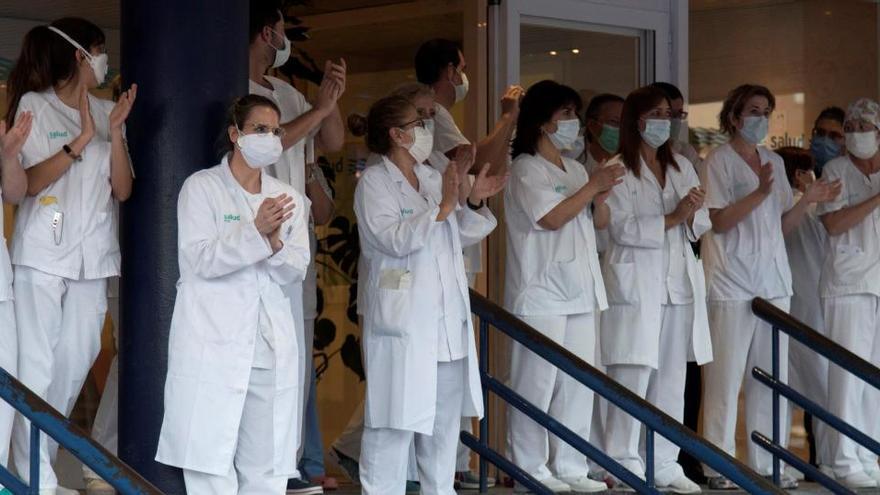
[
  {"xmin": 63, "ymin": 144, "xmax": 83, "ymax": 162},
  {"xmin": 466, "ymin": 198, "xmax": 485, "ymax": 210}
]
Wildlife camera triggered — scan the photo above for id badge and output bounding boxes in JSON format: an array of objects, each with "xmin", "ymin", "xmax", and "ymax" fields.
[
  {"xmin": 51, "ymin": 211, "xmax": 63, "ymax": 246},
  {"xmin": 378, "ymin": 268, "xmax": 412, "ymax": 290}
]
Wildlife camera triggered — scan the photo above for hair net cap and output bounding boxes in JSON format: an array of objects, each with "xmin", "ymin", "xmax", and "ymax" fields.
[{"xmin": 846, "ymin": 98, "xmax": 880, "ymax": 129}]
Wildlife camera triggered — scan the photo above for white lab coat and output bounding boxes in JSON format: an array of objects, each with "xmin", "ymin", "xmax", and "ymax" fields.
[
  {"xmin": 156, "ymin": 158, "xmax": 310, "ymax": 476},
  {"xmin": 601, "ymin": 155, "xmax": 712, "ymax": 368},
  {"xmin": 354, "ymin": 156, "xmax": 495, "ymax": 434}
]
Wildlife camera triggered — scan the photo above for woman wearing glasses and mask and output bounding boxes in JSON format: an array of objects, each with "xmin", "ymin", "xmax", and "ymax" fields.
[
  {"xmin": 600, "ymin": 86, "xmax": 711, "ymax": 493},
  {"xmin": 156, "ymin": 95, "xmax": 311, "ymax": 494},
  {"xmin": 354, "ymin": 95, "xmax": 504, "ymax": 494}
]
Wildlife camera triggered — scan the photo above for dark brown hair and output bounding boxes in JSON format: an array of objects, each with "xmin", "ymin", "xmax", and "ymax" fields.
[
  {"xmin": 777, "ymin": 146, "xmax": 815, "ymax": 187},
  {"xmin": 366, "ymin": 95, "xmax": 415, "ymax": 155},
  {"xmin": 6, "ymin": 17, "xmax": 105, "ymax": 124},
  {"xmin": 511, "ymin": 80, "xmax": 582, "ymax": 159},
  {"xmin": 719, "ymin": 84, "xmax": 776, "ymax": 136},
  {"xmin": 619, "ymin": 86, "xmax": 678, "ymax": 178},
  {"xmin": 217, "ymin": 94, "xmax": 281, "ymax": 156}
]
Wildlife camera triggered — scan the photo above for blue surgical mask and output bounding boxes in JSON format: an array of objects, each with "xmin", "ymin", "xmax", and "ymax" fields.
[
  {"xmin": 640, "ymin": 119, "xmax": 671, "ymax": 149},
  {"xmin": 740, "ymin": 116, "xmax": 769, "ymax": 145},
  {"xmin": 810, "ymin": 135, "xmax": 840, "ymax": 175}
]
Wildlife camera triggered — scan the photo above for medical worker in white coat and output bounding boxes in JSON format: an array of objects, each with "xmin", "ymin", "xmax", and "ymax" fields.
[
  {"xmin": 5, "ymin": 18, "xmax": 136, "ymax": 494},
  {"xmin": 355, "ymin": 94, "xmax": 504, "ymax": 494},
  {"xmin": 155, "ymin": 95, "xmax": 310, "ymax": 494},
  {"xmin": 504, "ymin": 80, "xmax": 625, "ymax": 494},
  {"xmin": 699, "ymin": 84, "xmax": 840, "ymax": 490},
  {"xmin": 817, "ymin": 98, "xmax": 880, "ymax": 489},
  {"xmin": 0, "ymin": 113, "xmax": 31, "ymax": 494},
  {"xmin": 600, "ymin": 86, "xmax": 712, "ymax": 493},
  {"xmin": 777, "ymin": 146, "xmax": 834, "ymax": 477}
]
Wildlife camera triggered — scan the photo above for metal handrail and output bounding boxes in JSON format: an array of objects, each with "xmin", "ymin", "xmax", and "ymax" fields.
[
  {"xmin": 0, "ymin": 368, "xmax": 163, "ymax": 495},
  {"xmin": 751, "ymin": 297, "xmax": 880, "ymax": 495},
  {"xmin": 469, "ymin": 289, "xmax": 782, "ymax": 494}
]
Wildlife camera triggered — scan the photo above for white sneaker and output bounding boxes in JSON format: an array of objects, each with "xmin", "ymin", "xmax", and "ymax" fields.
[
  {"xmin": 560, "ymin": 475, "xmax": 607, "ymax": 493},
  {"xmin": 863, "ymin": 469, "xmax": 880, "ymax": 485},
  {"xmin": 85, "ymin": 478, "xmax": 115, "ymax": 494},
  {"xmin": 839, "ymin": 471, "xmax": 878, "ymax": 489},
  {"xmin": 514, "ymin": 476, "xmax": 571, "ymax": 493},
  {"xmin": 40, "ymin": 488, "xmax": 80, "ymax": 495},
  {"xmin": 658, "ymin": 475, "xmax": 701, "ymax": 494}
]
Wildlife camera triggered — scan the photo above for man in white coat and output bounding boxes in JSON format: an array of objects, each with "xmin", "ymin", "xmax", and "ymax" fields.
[
  {"xmin": 248, "ymin": 2, "xmax": 346, "ymax": 492},
  {"xmin": 414, "ymin": 39, "xmax": 521, "ymax": 488}
]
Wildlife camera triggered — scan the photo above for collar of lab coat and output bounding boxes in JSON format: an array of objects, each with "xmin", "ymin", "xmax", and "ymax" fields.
[
  {"xmin": 381, "ymin": 155, "xmax": 440, "ymax": 205},
  {"xmin": 219, "ymin": 155, "xmax": 283, "ymax": 198}
]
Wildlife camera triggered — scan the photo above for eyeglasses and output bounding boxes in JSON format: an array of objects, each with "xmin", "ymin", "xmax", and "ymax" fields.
[
  {"xmin": 814, "ymin": 127, "xmax": 845, "ymax": 141},
  {"xmin": 243, "ymin": 123, "xmax": 286, "ymax": 137},
  {"xmin": 398, "ymin": 118, "xmax": 427, "ymax": 129}
]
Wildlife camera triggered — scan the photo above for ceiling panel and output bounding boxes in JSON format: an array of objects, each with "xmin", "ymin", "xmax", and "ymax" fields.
[{"xmin": 0, "ymin": 0, "xmax": 119, "ymax": 28}]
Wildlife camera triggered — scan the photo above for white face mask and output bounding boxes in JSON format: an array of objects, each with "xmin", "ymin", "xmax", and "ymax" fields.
[
  {"xmin": 48, "ymin": 26, "xmax": 108, "ymax": 85},
  {"xmin": 846, "ymin": 130, "xmax": 879, "ymax": 160},
  {"xmin": 640, "ymin": 119, "xmax": 672, "ymax": 149},
  {"xmin": 424, "ymin": 118, "xmax": 435, "ymax": 137},
  {"xmin": 562, "ymin": 135, "xmax": 586, "ymax": 160},
  {"xmin": 548, "ymin": 118, "xmax": 581, "ymax": 151},
  {"xmin": 405, "ymin": 126, "xmax": 434, "ymax": 164},
  {"xmin": 270, "ymin": 29, "xmax": 291, "ymax": 68},
  {"xmin": 454, "ymin": 71, "xmax": 469, "ymax": 104},
  {"xmin": 236, "ymin": 129, "xmax": 283, "ymax": 169},
  {"xmin": 740, "ymin": 115, "xmax": 769, "ymax": 145}
]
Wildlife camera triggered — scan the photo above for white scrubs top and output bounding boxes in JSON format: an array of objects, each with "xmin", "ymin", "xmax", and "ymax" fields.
[
  {"xmin": 701, "ymin": 143, "xmax": 794, "ymax": 301},
  {"xmin": 504, "ymin": 152, "xmax": 607, "ymax": 316}
]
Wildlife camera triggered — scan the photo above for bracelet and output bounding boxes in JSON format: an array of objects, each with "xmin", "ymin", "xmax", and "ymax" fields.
[
  {"xmin": 466, "ymin": 198, "xmax": 484, "ymax": 210},
  {"xmin": 63, "ymin": 144, "xmax": 83, "ymax": 162}
]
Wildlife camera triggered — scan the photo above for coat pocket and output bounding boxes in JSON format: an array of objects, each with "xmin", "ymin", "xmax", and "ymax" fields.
[
  {"xmin": 831, "ymin": 244, "xmax": 865, "ymax": 287},
  {"xmin": 604, "ymin": 262, "xmax": 638, "ymax": 304},
  {"xmin": 370, "ymin": 287, "xmax": 411, "ymax": 338}
]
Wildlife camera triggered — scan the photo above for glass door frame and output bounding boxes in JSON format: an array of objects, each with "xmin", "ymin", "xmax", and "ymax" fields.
[{"xmin": 490, "ymin": 0, "xmax": 679, "ymax": 120}]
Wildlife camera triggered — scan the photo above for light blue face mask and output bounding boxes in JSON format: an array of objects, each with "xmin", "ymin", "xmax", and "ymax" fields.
[
  {"xmin": 640, "ymin": 119, "xmax": 671, "ymax": 149},
  {"xmin": 740, "ymin": 116, "xmax": 769, "ymax": 144}
]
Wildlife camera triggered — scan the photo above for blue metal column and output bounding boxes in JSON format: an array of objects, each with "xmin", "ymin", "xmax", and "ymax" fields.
[{"xmin": 119, "ymin": 1, "xmax": 248, "ymax": 492}]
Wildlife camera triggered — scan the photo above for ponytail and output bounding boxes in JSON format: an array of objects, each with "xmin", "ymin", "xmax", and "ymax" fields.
[{"xmin": 6, "ymin": 17, "xmax": 105, "ymax": 124}]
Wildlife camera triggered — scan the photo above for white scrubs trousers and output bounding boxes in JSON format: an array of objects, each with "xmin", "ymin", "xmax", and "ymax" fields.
[
  {"xmin": 605, "ymin": 304, "xmax": 692, "ymax": 485},
  {"xmin": 788, "ymin": 318, "xmax": 832, "ymax": 469},
  {"xmin": 11, "ymin": 266, "xmax": 107, "ymax": 490},
  {"xmin": 588, "ymin": 320, "xmax": 607, "ymax": 477},
  {"xmin": 824, "ymin": 295, "xmax": 880, "ymax": 478},
  {"xmin": 360, "ymin": 359, "xmax": 466, "ymax": 495},
  {"xmin": 183, "ymin": 366, "xmax": 288, "ymax": 494},
  {"xmin": 701, "ymin": 298, "xmax": 791, "ymax": 477},
  {"xmin": 508, "ymin": 312, "xmax": 596, "ymax": 481},
  {"xmin": 83, "ymin": 290, "xmax": 119, "ymax": 481},
  {"xmin": 0, "ymin": 301, "xmax": 17, "ymax": 473}
]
